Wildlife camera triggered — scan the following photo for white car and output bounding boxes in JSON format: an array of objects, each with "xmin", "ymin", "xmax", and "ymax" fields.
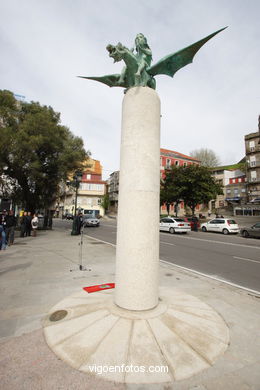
[
  {"xmin": 160, "ymin": 217, "xmax": 191, "ymax": 234},
  {"xmin": 201, "ymin": 218, "xmax": 239, "ymax": 235}
]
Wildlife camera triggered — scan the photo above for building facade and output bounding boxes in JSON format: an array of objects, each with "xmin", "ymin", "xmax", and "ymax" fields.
[
  {"xmin": 245, "ymin": 130, "xmax": 260, "ymax": 202},
  {"xmin": 210, "ymin": 165, "xmax": 247, "ymax": 213},
  {"xmin": 61, "ymin": 158, "xmax": 106, "ymax": 217},
  {"xmin": 107, "ymin": 171, "xmax": 119, "ymax": 212}
]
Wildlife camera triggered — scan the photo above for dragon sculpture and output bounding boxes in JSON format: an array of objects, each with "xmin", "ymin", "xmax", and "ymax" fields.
[{"xmin": 79, "ymin": 28, "xmax": 227, "ymax": 90}]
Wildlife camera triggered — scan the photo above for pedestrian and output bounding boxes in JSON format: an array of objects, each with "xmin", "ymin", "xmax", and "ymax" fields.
[
  {"xmin": 76, "ymin": 212, "xmax": 83, "ymax": 235},
  {"xmin": 0, "ymin": 224, "xmax": 7, "ymax": 250},
  {"xmin": 0, "ymin": 210, "xmax": 7, "ymax": 229},
  {"xmin": 20, "ymin": 211, "xmax": 27, "ymax": 237},
  {"xmin": 193, "ymin": 219, "xmax": 198, "ymax": 232},
  {"xmin": 25, "ymin": 211, "xmax": 32, "ymax": 236},
  {"xmin": 31, "ymin": 213, "xmax": 39, "ymax": 237},
  {"xmin": 5, "ymin": 210, "xmax": 17, "ymax": 246}
]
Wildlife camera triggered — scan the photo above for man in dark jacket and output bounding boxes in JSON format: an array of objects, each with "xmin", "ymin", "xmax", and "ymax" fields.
[
  {"xmin": 6, "ymin": 210, "xmax": 17, "ymax": 245},
  {"xmin": 25, "ymin": 211, "xmax": 32, "ymax": 236},
  {"xmin": 20, "ymin": 211, "xmax": 27, "ymax": 237}
]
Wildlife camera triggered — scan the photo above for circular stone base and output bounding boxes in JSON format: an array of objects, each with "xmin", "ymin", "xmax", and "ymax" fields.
[{"xmin": 43, "ymin": 287, "xmax": 229, "ymax": 384}]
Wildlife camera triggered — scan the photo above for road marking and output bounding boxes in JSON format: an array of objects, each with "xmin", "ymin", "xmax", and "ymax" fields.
[
  {"xmin": 84, "ymin": 234, "xmax": 260, "ymax": 296},
  {"xmin": 159, "ymin": 259, "xmax": 260, "ymax": 296},
  {"xmin": 160, "ymin": 232, "xmax": 260, "ymax": 249},
  {"xmin": 161, "ymin": 241, "xmax": 176, "ymax": 246},
  {"xmin": 233, "ymin": 256, "xmax": 260, "ymax": 264}
]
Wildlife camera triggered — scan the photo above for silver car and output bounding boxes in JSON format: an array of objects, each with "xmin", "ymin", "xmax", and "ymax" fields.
[
  {"xmin": 83, "ymin": 215, "xmax": 100, "ymax": 227},
  {"xmin": 160, "ymin": 217, "xmax": 191, "ymax": 234},
  {"xmin": 240, "ymin": 222, "xmax": 260, "ymax": 238}
]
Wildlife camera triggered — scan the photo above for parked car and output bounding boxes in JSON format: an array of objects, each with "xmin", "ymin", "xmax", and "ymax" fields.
[
  {"xmin": 184, "ymin": 216, "xmax": 200, "ymax": 231},
  {"xmin": 201, "ymin": 218, "xmax": 239, "ymax": 235},
  {"xmin": 249, "ymin": 198, "xmax": 260, "ymax": 204},
  {"xmin": 240, "ymin": 222, "xmax": 260, "ymax": 238},
  {"xmin": 160, "ymin": 217, "xmax": 191, "ymax": 234},
  {"xmin": 65, "ymin": 213, "xmax": 74, "ymax": 220},
  {"xmin": 83, "ymin": 215, "xmax": 100, "ymax": 227}
]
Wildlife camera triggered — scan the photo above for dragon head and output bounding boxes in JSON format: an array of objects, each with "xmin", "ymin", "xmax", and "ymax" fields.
[{"xmin": 106, "ymin": 43, "xmax": 125, "ymax": 63}]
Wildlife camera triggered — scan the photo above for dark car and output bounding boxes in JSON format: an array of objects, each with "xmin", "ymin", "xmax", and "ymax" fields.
[
  {"xmin": 65, "ymin": 213, "xmax": 74, "ymax": 220},
  {"xmin": 184, "ymin": 216, "xmax": 200, "ymax": 231},
  {"xmin": 240, "ymin": 222, "xmax": 260, "ymax": 238}
]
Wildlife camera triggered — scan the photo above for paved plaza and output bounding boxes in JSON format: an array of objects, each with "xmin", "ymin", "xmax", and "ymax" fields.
[{"xmin": 0, "ymin": 223, "xmax": 260, "ymax": 389}]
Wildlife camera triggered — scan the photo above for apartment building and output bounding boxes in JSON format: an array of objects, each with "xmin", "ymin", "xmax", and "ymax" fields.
[
  {"xmin": 245, "ymin": 128, "xmax": 260, "ymax": 202},
  {"xmin": 107, "ymin": 171, "xmax": 119, "ymax": 212},
  {"xmin": 63, "ymin": 158, "xmax": 106, "ymax": 217}
]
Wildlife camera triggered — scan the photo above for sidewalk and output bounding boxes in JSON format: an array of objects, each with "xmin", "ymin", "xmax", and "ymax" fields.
[{"xmin": 0, "ymin": 226, "xmax": 259, "ymax": 389}]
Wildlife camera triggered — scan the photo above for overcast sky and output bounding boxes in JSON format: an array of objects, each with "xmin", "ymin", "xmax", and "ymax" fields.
[{"xmin": 1, "ymin": 0, "xmax": 259, "ymax": 179}]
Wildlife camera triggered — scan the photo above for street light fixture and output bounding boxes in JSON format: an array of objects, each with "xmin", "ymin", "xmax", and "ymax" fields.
[{"xmin": 70, "ymin": 171, "xmax": 83, "ymax": 235}]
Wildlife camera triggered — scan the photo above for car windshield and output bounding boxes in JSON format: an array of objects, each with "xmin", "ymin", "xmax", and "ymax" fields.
[
  {"xmin": 227, "ymin": 220, "xmax": 237, "ymax": 224},
  {"xmin": 174, "ymin": 218, "xmax": 185, "ymax": 222}
]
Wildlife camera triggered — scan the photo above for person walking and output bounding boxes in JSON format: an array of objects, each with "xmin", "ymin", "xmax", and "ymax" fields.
[
  {"xmin": 5, "ymin": 210, "xmax": 17, "ymax": 246},
  {"xmin": 31, "ymin": 213, "xmax": 39, "ymax": 237},
  {"xmin": 0, "ymin": 224, "xmax": 7, "ymax": 250}
]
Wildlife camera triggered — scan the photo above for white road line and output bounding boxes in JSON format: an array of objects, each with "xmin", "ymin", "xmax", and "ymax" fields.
[
  {"xmin": 233, "ymin": 256, "xmax": 260, "ymax": 264},
  {"xmin": 160, "ymin": 232, "xmax": 260, "ymax": 249},
  {"xmin": 160, "ymin": 259, "xmax": 260, "ymax": 296},
  {"xmin": 84, "ymin": 234, "xmax": 260, "ymax": 296},
  {"xmin": 161, "ymin": 241, "xmax": 176, "ymax": 246}
]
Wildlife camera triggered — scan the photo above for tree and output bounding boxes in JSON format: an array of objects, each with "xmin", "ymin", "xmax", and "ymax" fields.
[
  {"xmin": 160, "ymin": 166, "xmax": 184, "ymax": 216},
  {"xmin": 0, "ymin": 90, "xmax": 88, "ymax": 212},
  {"xmin": 100, "ymin": 194, "xmax": 110, "ymax": 213},
  {"xmin": 161, "ymin": 165, "xmax": 223, "ymax": 216},
  {"xmin": 190, "ymin": 148, "xmax": 221, "ymax": 167}
]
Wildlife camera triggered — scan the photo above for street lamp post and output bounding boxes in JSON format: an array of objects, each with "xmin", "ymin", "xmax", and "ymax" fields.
[{"xmin": 70, "ymin": 171, "xmax": 83, "ymax": 235}]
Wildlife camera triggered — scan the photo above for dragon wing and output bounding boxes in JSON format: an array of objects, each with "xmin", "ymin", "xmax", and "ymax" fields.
[
  {"xmin": 148, "ymin": 27, "xmax": 227, "ymax": 78},
  {"xmin": 78, "ymin": 74, "xmax": 126, "ymax": 88}
]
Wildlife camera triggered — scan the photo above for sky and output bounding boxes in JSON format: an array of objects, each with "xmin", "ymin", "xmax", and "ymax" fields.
[{"xmin": 1, "ymin": 0, "xmax": 259, "ymax": 179}]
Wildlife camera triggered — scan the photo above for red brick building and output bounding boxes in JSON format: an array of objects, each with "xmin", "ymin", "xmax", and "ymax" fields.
[{"xmin": 160, "ymin": 148, "xmax": 200, "ymax": 215}]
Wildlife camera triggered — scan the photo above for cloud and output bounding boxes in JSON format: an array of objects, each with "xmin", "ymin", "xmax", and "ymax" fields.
[{"xmin": 1, "ymin": 0, "xmax": 259, "ymax": 178}]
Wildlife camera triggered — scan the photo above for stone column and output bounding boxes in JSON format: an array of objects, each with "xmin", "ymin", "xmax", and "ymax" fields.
[{"xmin": 114, "ymin": 87, "xmax": 161, "ymax": 311}]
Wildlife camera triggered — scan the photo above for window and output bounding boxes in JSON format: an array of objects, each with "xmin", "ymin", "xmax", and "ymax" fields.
[
  {"xmin": 234, "ymin": 188, "xmax": 239, "ymax": 195},
  {"xmin": 80, "ymin": 183, "xmax": 104, "ymax": 191},
  {"xmin": 226, "ymin": 189, "xmax": 231, "ymax": 193},
  {"xmin": 251, "ymin": 171, "xmax": 257, "ymax": 182},
  {"xmin": 166, "ymin": 159, "xmax": 171, "ymax": 169},
  {"xmin": 175, "ymin": 161, "xmax": 179, "ymax": 166},
  {"xmin": 250, "ymin": 156, "xmax": 256, "ymax": 167},
  {"xmin": 249, "ymin": 140, "xmax": 255, "ymax": 151}
]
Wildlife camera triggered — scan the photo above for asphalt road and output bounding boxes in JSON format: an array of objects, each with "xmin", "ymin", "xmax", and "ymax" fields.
[{"xmin": 56, "ymin": 218, "xmax": 260, "ymax": 294}]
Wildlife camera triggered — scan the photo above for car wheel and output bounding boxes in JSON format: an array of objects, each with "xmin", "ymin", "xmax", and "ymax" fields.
[
  {"xmin": 202, "ymin": 226, "xmax": 207, "ymax": 232},
  {"xmin": 242, "ymin": 230, "xmax": 249, "ymax": 238},
  {"xmin": 223, "ymin": 228, "xmax": 229, "ymax": 235},
  {"xmin": 169, "ymin": 227, "xmax": 175, "ymax": 234}
]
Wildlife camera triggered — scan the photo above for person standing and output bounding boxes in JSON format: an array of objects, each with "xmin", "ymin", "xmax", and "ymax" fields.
[
  {"xmin": 0, "ymin": 210, "xmax": 7, "ymax": 249},
  {"xmin": 0, "ymin": 224, "xmax": 6, "ymax": 250},
  {"xmin": 20, "ymin": 211, "xmax": 27, "ymax": 237},
  {"xmin": 31, "ymin": 213, "xmax": 39, "ymax": 237},
  {"xmin": 25, "ymin": 211, "xmax": 32, "ymax": 236},
  {"xmin": 5, "ymin": 210, "xmax": 17, "ymax": 246}
]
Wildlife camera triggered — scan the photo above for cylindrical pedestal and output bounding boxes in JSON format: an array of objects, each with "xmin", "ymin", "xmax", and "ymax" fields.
[{"xmin": 114, "ymin": 87, "xmax": 161, "ymax": 311}]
